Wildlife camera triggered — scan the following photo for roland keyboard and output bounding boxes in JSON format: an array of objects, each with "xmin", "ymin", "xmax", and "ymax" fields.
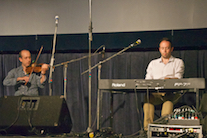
[{"xmin": 99, "ymin": 78, "xmax": 205, "ymax": 90}]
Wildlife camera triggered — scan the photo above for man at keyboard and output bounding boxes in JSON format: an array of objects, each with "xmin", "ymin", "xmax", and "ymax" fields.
[{"xmin": 143, "ymin": 38, "xmax": 185, "ymax": 130}]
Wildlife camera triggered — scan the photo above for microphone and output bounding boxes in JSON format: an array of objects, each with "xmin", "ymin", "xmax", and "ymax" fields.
[
  {"xmin": 55, "ymin": 15, "xmax": 59, "ymax": 24},
  {"xmin": 101, "ymin": 46, "xmax": 105, "ymax": 58},
  {"xmin": 131, "ymin": 39, "xmax": 141, "ymax": 47}
]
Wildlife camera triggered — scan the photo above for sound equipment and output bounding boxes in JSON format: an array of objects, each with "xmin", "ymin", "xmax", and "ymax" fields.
[
  {"xmin": 0, "ymin": 96, "xmax": 72, "ymax": 135},
  {"xmin": 168, "ymin": 106, "xmax": 200, "ymax": 125},
  {"xmin": 97, "ymin": 78, "xmax": 205, "ymax": 130},
  {"xmin": 148, "ymin": 124, "xmax": 202, "ymax": 138}
]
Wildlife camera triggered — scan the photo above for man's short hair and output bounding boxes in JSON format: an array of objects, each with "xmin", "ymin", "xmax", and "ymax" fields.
[
  {"xmin": 19, "ymin": 51, "xmax": 22, "ymax": 58},
  {"xmin": 160, "ymin": 37, "xmax": 172, "ymax": 47},
  {"xmin": 19, "ymin": 50, "xmax": 30, "ymax": 58}
]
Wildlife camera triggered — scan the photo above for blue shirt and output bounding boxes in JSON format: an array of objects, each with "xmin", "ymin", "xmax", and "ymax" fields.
[
  {"xmin": 145, "ymin": 56, "xmax": 184, "ymax": 79},
  {"xmin": 3, "ymin": 66, "xmax": 46, "ymax": 96}
]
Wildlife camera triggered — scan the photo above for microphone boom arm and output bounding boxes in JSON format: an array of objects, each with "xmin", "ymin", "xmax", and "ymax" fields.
[
  {"xmin": 53, "ymin": 52, "xmax": 101, "ymax": 68},
  {"xmin": 81, "ymin": 39, "xmax": 141, "ymax": 75}
]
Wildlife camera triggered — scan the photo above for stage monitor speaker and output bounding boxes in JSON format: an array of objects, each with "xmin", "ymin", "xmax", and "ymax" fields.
[
  {"xmin": 0, "ymin": 96, "xmax": 72, "ymax": 135},
  {"xmin": 200, "ymin": 93, "xmax": 207, "ymax": 134},
  {"xmin": 200, "ymin": 93, "xmax": 207, "ymax": 112}
]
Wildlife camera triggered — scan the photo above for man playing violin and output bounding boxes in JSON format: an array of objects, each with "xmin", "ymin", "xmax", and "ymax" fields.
[{"xmin": 3, "ymin": 50, "xmax": 49, "ymax": 96}]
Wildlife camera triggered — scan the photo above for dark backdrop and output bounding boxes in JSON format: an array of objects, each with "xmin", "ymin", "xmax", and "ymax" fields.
[
  {"xmin": 0, "ymin": 28, "xmax": 207, "ymax": 135},
  {"xmin": 0, "ymin": 28, "xmax": 207, "ymax": 52},
  {"xmin": 0, "ymin": 49, "xmax": 207, "ymax": 135}
]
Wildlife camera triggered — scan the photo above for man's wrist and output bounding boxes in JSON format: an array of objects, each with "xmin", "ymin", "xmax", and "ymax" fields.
[{"xmin": 41, "ymin": 72, "xmax": 46, "ymax": 75}]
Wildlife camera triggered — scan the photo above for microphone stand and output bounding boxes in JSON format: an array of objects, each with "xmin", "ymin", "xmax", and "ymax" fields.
[
  {"xmin": 63, "ymin": 64, "xmax": 67, "ymax": 99},
  {"xmin": 81, "ymin": 40, "xmax": 141, "ymax": 130},
  {"xmin": 87, "ymin": 0, "xmax": 93, "ymax": 133},
  {"xmin": 52, "ymin": 52, "xmax": 101, "ymax": 99},
  {"xmin": 48, "ymin": 15, "xmax": 59, "ymax": 96}
]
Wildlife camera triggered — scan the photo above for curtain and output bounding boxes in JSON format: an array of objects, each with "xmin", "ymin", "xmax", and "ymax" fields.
[{"xmin": 0, "ymin": 50, "xmax": 206, "ymax": 135}]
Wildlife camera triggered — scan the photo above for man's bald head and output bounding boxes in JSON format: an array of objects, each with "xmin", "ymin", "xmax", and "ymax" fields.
[{"xmin": 19, "ymin": 50, "xmax": 31, "ymax": 68}]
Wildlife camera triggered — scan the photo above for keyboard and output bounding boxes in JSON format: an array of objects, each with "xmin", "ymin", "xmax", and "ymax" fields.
[{"xmin": 99, "ymin": 78, "xmax": 205, "ymax": 90}]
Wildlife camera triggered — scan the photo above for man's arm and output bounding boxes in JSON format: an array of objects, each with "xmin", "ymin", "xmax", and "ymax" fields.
[
  {"xmin": 145, "ymin": 61, "xmax": 153, "ymax": 79},
  {"xmin": 174, "ymin": 59, "xmax": 185, "ymax": 79},
  {"xmin": 40, "ymin": 74, "xmax": 46, "ymax": 84},
  {"xmin": 16, "ymin": 76, "xmax": 30, "ymax": 82},
  {"xmin": 3, "ymin": 69, "xmax": 18, "ymax": 86},
  {"xmin": 36, "ymin": 64, "xmax": 48, "ymax": 88},
  {"xmin": 3, "ymin": 69, "xmax": 30, "ymax": 86},
  {"xmin": 164, "ymin": 59, "xmax": 184, "ymax": 79},
  {"xmin": 40, "ymin": 64, "xmax": 49, "ymax": 84}
]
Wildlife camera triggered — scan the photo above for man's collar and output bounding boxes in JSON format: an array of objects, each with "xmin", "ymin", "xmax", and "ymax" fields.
[
  {"xmin": 159, "ymin": 56, "xmax": 174, "ymax": 63},
  {"xmin": 19, "ymin": 65, "xmax": 23, "ymax": 70},
  {"xmin": 19, "ymin": 65, "xmax": 27, "ymax": 75}
]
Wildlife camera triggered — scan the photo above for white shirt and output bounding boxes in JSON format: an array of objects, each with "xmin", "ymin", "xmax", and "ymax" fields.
[{"xmin": 145, "ymin": 56, "xmax": 184, "ymax": 79}]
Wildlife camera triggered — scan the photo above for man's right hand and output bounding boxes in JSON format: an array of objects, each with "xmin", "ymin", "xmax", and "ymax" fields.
[{"xmin": 17, "ymin": 76, "xmax": 30, "ymax": 83}]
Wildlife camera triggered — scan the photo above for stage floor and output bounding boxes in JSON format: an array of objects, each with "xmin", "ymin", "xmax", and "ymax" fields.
[
  {"xmin": 0, "ymin": 130, "xmax": 205, "ymax": 138},
  {"xmin": 0, "ymin": 132, "xmax": 125, "ymax": 138}
]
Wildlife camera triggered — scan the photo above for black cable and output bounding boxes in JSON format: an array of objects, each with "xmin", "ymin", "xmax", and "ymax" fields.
[
  {"xmin": 173, "ymin": 132, "xmax": 188, "ymax": 138},
  {"xmin": 123, "ymin": 129, "xmax": 146, "ymax": 138},
  {"xmin": 0, "ymin": 96, "xmax": 22, "ymax": 134},
  {"xmin": 172, "ymin": 90, "xmax": 187, "ymax": 104},
  {"xmin": 134, "ymin": 88, "xmax": 143, "ymax": 131},
  {"xmin": 25, "ymin": 100, "xmax": 41, "ymax": 135},
  {"xmin": 123, "ymin": 84, "xmax": 150, "ymax": 138},
  {"xmin": 91, "ymin": 112, "xmax": 97, "ymax": 130},
  {"xmin": 153, "ymin": 114, "xmax": 170, "ymax": 124},
  {"xmin": 145, "ymin": 86, "xmax": 151, "ymax": 131},
  {"xmin": 120, "ymin": 89, "xmax": 146, "ymax": 138}
]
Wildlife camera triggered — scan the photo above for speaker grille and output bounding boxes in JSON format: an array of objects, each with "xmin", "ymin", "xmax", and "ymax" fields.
[{"xmin": 0, "ymin": 96, "xmax": 72, "ymax": 135}]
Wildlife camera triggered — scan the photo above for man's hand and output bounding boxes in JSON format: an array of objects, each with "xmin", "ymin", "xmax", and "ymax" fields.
[
  {"xmin": 17, "ymin": 76, "xmax": 30, "ymax": 83},
  {"xmin": 40, "ymin": 64, "xmax": 49, "ymax": 84},
  {"xmin": 41, "ymin": 64, "xmax": 49, "ymax": 75}
]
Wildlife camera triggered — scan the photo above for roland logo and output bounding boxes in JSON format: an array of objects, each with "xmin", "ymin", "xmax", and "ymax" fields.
[
  {"xmin": 174, "ymin": 82, "xmax": 191, "ymax": 87},
  {"xmin": 112, "ymin": 83, "xmax": 126, "ymax": 87}
]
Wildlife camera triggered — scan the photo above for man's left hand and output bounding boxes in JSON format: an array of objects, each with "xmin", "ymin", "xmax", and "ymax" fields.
[{"xmin": 41, "ymin": 64, "xmax": 49, "ymax": 75}]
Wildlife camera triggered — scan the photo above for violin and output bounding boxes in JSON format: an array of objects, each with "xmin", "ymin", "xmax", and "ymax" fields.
[
  {"xmin": 26, "ymin": 63, "xmax": 44, "ymax": 74},
  {"xmin": 25, "ymin": 46, "xmax": 43, "ymax": 85}
]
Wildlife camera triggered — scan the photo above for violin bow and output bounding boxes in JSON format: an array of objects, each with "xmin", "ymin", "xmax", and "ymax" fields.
[{"xmin": 25, "ymin": 46, "xmax": 43, "ymax": 85}]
